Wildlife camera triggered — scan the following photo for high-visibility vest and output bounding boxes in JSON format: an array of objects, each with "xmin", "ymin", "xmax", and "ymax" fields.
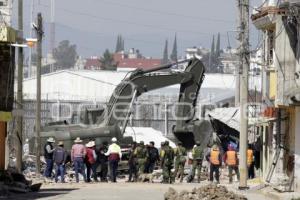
[
  {"xmin": 110, "ymin": 143, "xmax": 121, "ymax": 153},
  {"xmin": 210, "ymin": 150, "xmax": 220, "ymax": 165},
  {"xmin": 226, "ymin": 150, "xmax": 237, "ymax": 166},
  {"xmin": 247, "ymin": 149, "xmax": 254, "ymax": 166},
  {"xmin": 108, "ymin": 143, "xmax": 121, "ymax": 161}
]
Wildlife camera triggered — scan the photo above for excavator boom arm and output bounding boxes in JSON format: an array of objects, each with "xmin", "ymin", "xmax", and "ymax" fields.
[{"xmin": 99, "ymin": 59, "xmax": 206, "ymax": 149}]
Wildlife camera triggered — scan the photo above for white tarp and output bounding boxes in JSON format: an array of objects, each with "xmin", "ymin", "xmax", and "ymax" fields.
[{"xmin": 123, "ymin": 127, "xmax": 176, "ymax": 148}]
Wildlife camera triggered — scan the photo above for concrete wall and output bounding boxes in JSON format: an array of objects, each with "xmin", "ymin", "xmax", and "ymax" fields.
[{"xmin": 275, "ymin": 17, "xmax": 299, "ymax": 106}]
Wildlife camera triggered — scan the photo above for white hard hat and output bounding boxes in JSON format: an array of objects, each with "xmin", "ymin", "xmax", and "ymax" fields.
[{"xmin": 111, "ymin": 137, "xmax": 117, "ymax": 142}]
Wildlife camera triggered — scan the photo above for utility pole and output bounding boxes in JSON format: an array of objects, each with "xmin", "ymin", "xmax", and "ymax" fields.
[
  {"xmin": 35, "ymin": 12, "xmax": 43, "ymax": 174},
  {"xmin": 28, "ymin": 0, "xmax": 35, "ymax": 78},
  {"xmin": 49, "ymin": 0, "xmax": 55, "ymax": 72},
  {"xmin": 16, "ymin": 0, "xmax": 24, "ymax": 172},
  {"xmin": 235, "ymin": 0, "xmax": 242, "ymax": 106},
  {"xmin": 238, "ymin": 0, "xmax": 249, "ymax": 189},
  {"xmin": 164, "ymin": 102, "xmax": 169, "ymax": 137}
]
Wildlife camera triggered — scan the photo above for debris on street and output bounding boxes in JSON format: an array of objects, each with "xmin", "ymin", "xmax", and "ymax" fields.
[
  {"xmin": 0, "ymin": 169, "xmax": 42, "ymax": 195},
  {"xmin": 164, "ymin": 184, "xmax": 247, "ymax": 200}
]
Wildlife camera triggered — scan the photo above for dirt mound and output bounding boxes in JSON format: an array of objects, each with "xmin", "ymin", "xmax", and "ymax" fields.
[{"xmin": 164, "ymin": 184, "xmax": 247, "ymax": 200}]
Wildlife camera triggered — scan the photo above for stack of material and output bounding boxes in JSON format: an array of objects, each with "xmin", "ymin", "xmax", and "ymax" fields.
[{"xmin": 164, "ymin": 184, "xmax": 247, "ymax": 200}]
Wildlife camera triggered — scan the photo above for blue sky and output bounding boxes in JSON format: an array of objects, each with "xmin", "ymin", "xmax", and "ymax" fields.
[{"xmin": 12, "ymin": 0, "xmax": 263, "ymax": 58}]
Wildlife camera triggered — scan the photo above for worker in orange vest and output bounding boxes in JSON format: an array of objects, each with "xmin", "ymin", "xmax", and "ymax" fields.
[
  {"xmin": 206, "ymin": 144, "xmax": 222, "ymax": 184},
  {"xmin": 224, "ymin": 144, "xmax": 240, "ymax": 183},
  {"xmin": 247, "ymin": 144, "xmax": 255, "ymax": 179}
]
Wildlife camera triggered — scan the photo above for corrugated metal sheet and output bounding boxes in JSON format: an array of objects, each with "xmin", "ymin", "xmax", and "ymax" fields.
[{"xmin": 208, "ymin": 107, "xmax": 240, "ymax": 132}]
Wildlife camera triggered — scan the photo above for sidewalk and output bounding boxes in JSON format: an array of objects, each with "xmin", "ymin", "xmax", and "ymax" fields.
[
  {"xmin": 259, "ymin": 186, "xmax": 300, "ymax": 200},
  {"xmin": 223, "ymin": 177, "xmax": 300, "ymax": 200}
]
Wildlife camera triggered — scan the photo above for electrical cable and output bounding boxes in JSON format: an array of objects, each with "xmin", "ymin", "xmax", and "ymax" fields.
[
  {"xmin": 37, "ymin": 3, "xmax": 227, "ymax": 38},
  {"xmin": 54, "ymin": 22, "xmax": 164, "ymax": 46},
  {"xmin": 94, "ymin": 0, "xmax": 234, "ymax": 24}
]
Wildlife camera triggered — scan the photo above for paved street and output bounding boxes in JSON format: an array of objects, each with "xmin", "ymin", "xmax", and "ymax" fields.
[{"xmin": 7, "ymin": 181, "xmax": 275, "ymax": 200}]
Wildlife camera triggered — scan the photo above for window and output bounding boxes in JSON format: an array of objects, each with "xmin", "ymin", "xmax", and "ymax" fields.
[
  {"xmin": 0, "ymin": 0, "xmax": 8, "ymax": 6},
  {"xmin": 267, "ymin": 30, "xmax": 275, "ymax": 66}
]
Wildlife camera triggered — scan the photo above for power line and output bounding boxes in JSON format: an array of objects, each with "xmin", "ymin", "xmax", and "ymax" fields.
[
  {"xmin": 54, "ymin": 22, "xmax": 205, "ymax": 48},
  {"xmin": 37, "ymin": 3, "xmax": 226, "ymax": 37},
  {"xmin": 94, "ymin": 0, "xmax": 234, "ymax": 24},
  {"xmin": 54, "ymin": 22, "xmax": 164, "ymax": 46}
]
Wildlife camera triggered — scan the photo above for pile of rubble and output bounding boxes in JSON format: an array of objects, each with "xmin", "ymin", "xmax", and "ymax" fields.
[
  {"xmin": 165, "ymin": 184, "xmax": 247, "ymax": 200},
  {"xmin": 0, "ymin": 169, "xmax": 42, "ymax": 198}
]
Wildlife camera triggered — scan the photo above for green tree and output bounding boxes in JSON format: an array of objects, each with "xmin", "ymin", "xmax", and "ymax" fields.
[
  {"xmin": 53, "ymin": 40, "xmax": 78, "ymax": 70},
  {"xmin": 115, "ymin": 35, "xmax": 125, "ymax": 52},
  {"xmin": 115, "ymin": 35, "xmax": 121, "ymax": 53},
  {"xmin": 216, "ymin": 33, "xmax": 221, "ymax": 58},
  {"xmin": 211, "ymin": 35, "xmax": 215, "ymax": 57},
  {"xmin": 161, "ymin": 39, "xmax": 169, "ymax": 65},
  {"xmin": 170, "ymin": 34, "xmax": 177, "ymax": 62},
  {"xmin": 100, "ymin": 49, "xmax": 117, "ymax": 70},
  {"xmin": 208, "ymin": 35, "xmax": 215, "ymax": 72},
  {"xmin": 121, "ymin": 36, "xmax": 125, "ymax": 51}
]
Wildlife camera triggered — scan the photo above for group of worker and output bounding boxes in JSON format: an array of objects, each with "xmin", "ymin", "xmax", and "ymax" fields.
[
  {"xmin": 127, "ymin": 140, "xmax": 160, "ymax": 182},
  {"xmin": 205, "ymin": 143, "xmax": 255, "ymax": 184},
  {"xmin": 43, "ymin": 136, "xmax": 255, "ymax": 184},
  {"xmin": 43, "ymin": 136, "xmax": 112, "ymax": 183}
]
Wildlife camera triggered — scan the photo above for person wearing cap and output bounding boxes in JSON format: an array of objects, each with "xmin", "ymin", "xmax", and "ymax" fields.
[
  {"xmin": 146, "ymin": 141, "xmax": 159, "ymax": 173},
  {"xmin": 85, "ymin": 141, "xmax": 98, "ymax": 182},
  {"xmin": 189, "ymin": 141, "xmax": 204, "ymax": 183},
  {"xmin": 98, "ymin": 141, "xmax": 109, "ymax": 182},
  {"xmin": 71, "ymin": 137, "xmax": 87, "ymax": 183},
  {"xmin": 23, "ymin": 138, "xmax": 30, "ymax": 157},
  {"xmin": 173, "ymin": 142, "xmax": 187, "ymax": 183},
  {"xmin": 53, "ymin": 141, "xmax": 67, "ymax": 183},
  {"xmin": 159, "ymin": 142, "xmax": 165, "ymax": 158},
  {"xmin": 160, "ymin": 140, "xmax": 175, "ymax": 183},
  {"xmin": 134, "ymin": 141, "xmax": 148, "ymax": 179},
  {"xmin": 224, "ymin": 144, "xmax": 239, "ymax": 183},
  {"xmin": 206, "ymin": 144, "xmax": 222, "ymax": 184},
  {"xmin": 127, "ymin": 142, "xmax": 138, "ymax": 182},
  {"xmin": 44, "ymin": 137, "xmax": 55, "ymax": 178},
  {"xmin": 105, "ymin": 137, "xmax": 122, "ymax": 182},
  {"xmin": 247, "ymin": 144, "xmax": 255, "ymax": 179}
]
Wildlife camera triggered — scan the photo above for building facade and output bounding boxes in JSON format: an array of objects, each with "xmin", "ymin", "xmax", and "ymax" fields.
[{"xmin": 252, "ymin": 0, "xmax": 300, "ymax": 192}]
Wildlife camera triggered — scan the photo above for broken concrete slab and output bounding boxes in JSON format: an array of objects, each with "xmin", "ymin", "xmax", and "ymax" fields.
[{"xmin": 164, "ymin": 184, "xmax": 247, "ymax": 200}]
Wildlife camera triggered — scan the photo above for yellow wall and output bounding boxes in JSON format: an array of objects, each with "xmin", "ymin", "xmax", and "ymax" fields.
[
  {"xmin": 0, "ymin": 26, "xmax": 16, "ymax": 43},
  {"xmin": 269, "ymin": 71, "xmax": 277, "ymax": 100}
]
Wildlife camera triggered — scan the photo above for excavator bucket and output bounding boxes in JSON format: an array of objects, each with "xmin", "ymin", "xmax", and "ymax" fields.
[
  {"xmin": 172, "ymin": 59, "xmax": 208, "ymax": 149},
  {"xmin": 173, "ymin": 119, "xmax": 213, "ymax": 149}
]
